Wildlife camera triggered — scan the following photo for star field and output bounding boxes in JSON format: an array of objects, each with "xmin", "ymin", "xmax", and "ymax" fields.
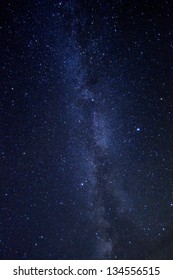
[{"xmin": 1, "ymin": 0, "xmax": 173, "ymax": 259}]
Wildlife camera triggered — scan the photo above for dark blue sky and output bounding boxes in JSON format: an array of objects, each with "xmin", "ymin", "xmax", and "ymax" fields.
[{"xmin": 1, "ymin": 0, "xmax": 173, "ymax": 259}]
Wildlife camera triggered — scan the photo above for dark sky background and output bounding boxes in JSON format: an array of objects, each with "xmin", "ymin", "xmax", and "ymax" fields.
[{"xmin": 1, "ymin": 0, "xmax": 173, "ymax": 260}]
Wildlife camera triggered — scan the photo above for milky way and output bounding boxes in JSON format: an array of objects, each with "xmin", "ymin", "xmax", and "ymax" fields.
[{"xmin": 1, "ymin": 0, "xmax": 173, "ymax": 260}]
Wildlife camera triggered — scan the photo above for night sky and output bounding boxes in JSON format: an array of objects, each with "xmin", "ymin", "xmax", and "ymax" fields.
[{"xmin": 1, "ymin": 0, "xmax": 173, "ymax": 260}]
